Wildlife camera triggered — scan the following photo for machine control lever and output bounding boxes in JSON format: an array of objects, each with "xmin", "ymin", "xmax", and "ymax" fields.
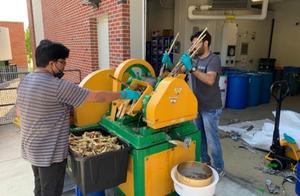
[{"xmin": 109, "ymin": 74, "xmax": 131, "ymax": 89}]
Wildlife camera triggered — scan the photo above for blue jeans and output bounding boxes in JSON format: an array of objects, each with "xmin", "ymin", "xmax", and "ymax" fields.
[{"xmin": 194, "ymin": 109, "xmax": 224, "ymax": 173}]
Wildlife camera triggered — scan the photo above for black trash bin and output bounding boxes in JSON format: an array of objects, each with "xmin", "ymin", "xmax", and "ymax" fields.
[
  {"xmin": 67, "ymin": 127, "xmax": 130, "ymax": 195},
  {"xmin": 286, "ymin": 73, "xmax": 300, "ymax": 96}
]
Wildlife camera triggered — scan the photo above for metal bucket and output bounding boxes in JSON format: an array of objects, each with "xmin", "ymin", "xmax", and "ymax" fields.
[
  {"xmin": 176, "ymin": 161, "xmax": 212, "ymax": 187},
  {"xmin": 171, "ymin": 164, "xmax": 219, "ymax": 196}
]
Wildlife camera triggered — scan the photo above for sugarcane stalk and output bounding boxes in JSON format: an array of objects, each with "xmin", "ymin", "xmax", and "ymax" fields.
[
  {"xmin": 168, "ymin": 28, "xmax": 207, "ymax": 76},
  {"xmin": 187, "ymin": 27, "xmax": 208, "ymax": 54},
  {"xmin": 169, "ymin": 33, "xmax": 206, "ymax": 76},
  {"xmin": 109, "ymin": 74, "xmax": 131, "ymax": 89},
  {"xmin": 158, "ymin": 32, "xmax": 180, "ymax": 78},
  {"xmin": 69, "ymin": 131, "xmax": 123, "ymax": 157}
]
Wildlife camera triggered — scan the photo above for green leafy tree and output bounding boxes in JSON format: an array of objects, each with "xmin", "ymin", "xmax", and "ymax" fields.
[{"xmin": 25, "ymin": 28, "xmax": 32, "ymax": 64}]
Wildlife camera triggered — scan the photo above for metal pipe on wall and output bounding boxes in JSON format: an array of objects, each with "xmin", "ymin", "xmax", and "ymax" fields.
[{"xmin": 188, "ymin": 0, "xmax": 269, "ymax": 20}]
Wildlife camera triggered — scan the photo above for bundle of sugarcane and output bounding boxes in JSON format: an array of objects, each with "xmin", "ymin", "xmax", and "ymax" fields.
[
  {"xmin": 169, "ymin": 27, "xmax": 208, "ymax": 77},
  {"xmin": 69, "ymin": 131, "xmax": 123, "ymax": 157}
]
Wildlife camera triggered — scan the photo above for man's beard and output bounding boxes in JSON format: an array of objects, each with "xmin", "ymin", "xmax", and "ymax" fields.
[{"xmin": 197, "ymin": 47, "xmax": 204, "ymax": 56}]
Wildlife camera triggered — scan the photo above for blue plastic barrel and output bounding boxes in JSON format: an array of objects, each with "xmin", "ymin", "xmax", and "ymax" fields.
[
  {"xmin": 296, "ymin": 161, "xmax": 300, "ymax": 195},
  {"xmin": 222, "ymin": 68, "xmax": 246, "ymax": 76},
  {"xmin": 259, "ymin": 72, "xmax": 273, "ymax": 104},
  {"xmin": 76, "ymin": 186, "xmax": 105, "ymax": 196},
  {"xmin": 226, "ymin": 74, "xmax": 249, "ymax": 109},
  {"xmin": 247, "ymin": 73, "xmax": 262, "ymax": 107}
]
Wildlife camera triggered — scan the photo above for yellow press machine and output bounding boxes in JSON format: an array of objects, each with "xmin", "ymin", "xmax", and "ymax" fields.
[{"xmin": 72, "ymin": 59, "xmax": 200, "ymax": 195}]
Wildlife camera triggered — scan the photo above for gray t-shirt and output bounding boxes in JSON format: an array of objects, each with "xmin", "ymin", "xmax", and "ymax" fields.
[
  {"xmin": 16, "ymin": 72, "xmax": 89, "ymax": 167},
  {"xmin": 190, "ymin": 52, "xmax": 222, "ymax": 111}
]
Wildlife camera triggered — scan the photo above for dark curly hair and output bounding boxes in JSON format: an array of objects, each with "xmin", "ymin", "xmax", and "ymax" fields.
[
  {"xmin": 190, "ymin": 30, "xmax": 211, "ymax": 47},
  {"xmin": 35, "ymin": 39, "xmax": 69, "ymax": 67}
]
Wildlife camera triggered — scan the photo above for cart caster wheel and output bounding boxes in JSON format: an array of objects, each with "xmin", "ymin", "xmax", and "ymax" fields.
[{"xmin": 270, "ymin": 159, "xmax": 285, "ymax": 170}]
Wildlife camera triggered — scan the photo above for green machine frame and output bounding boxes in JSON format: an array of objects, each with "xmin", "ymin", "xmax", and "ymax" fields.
[{"xmin": 100, "ymin": 116, "xmax": 201, "ymax": 196}]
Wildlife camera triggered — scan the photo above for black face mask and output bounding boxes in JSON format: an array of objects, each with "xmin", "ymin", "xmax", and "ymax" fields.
[
  {"xmin": 53, "ymin": 70, "xmax": 64, "ymax": 79},
  {"xmin": 53, "ymin": 63, "xmax": 64, "ymax": 79}
]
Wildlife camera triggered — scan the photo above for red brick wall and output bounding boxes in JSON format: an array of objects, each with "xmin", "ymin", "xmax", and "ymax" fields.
[
  {"xmin": 0, "ymin": 22, "xmax": 27, "ymax": 68},
  {"xmin": 28, "ymin": 0, "xmax": 130, "ymax": 79}
]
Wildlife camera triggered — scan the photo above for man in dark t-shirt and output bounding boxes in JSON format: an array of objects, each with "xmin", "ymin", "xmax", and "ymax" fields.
[{"xmin": 173, "ymin": 31, "xmax": 224, "ymax": 176}]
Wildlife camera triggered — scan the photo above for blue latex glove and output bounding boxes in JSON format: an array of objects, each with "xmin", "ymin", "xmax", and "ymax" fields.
[
  {"xmin": 161, "ymin": 52, "xmax": 173, "ymax": 68},
  {"xmin": 180, "ymin": 53, "xmax": 192, "ymax": 71},
  {"xmin": 120, "ymin": 89, "xmax": 141, "ymax": 100}
]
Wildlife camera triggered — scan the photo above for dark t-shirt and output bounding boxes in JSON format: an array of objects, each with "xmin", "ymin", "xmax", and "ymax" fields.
[{"xmin": 190, "ymin": 52, "xmax": 222, "ymax": 111}]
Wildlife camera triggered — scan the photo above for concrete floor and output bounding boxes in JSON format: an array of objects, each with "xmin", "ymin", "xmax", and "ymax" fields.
[
  {"xmin": 0, "ymin": 95, "xmax": 299, "ymax": 196},
  {"xmin": 220, "ymin": 95, "xmax": 300, "ymax": 196}
]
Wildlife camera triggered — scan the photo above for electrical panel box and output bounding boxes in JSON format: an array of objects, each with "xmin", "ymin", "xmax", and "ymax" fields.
[{"xmin": 220, "ymin": 23, "xmax": 238, "ymax": 67}]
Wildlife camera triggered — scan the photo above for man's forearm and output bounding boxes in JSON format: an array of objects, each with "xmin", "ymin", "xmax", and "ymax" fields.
[{"xmin": 85, "ymin": 91, "xmax": 121, "ymax": 103}]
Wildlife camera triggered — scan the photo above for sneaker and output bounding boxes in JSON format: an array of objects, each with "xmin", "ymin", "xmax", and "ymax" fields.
[{"xmin": 201, "ymin": 161, "xmax": 211, "ymax": 166}]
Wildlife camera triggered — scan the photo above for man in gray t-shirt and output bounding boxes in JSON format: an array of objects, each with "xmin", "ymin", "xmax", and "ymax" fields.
[
  {"xmin": 180, "ymin": 31, "xmax": 224, "ymax": 176},
  {"xmin": 190, "ymin": 54, "xmax": 222, "ymax": 111},
  {"xmin": 16, "ymin": 40, "xmax": 141, "ymax": 196}
]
